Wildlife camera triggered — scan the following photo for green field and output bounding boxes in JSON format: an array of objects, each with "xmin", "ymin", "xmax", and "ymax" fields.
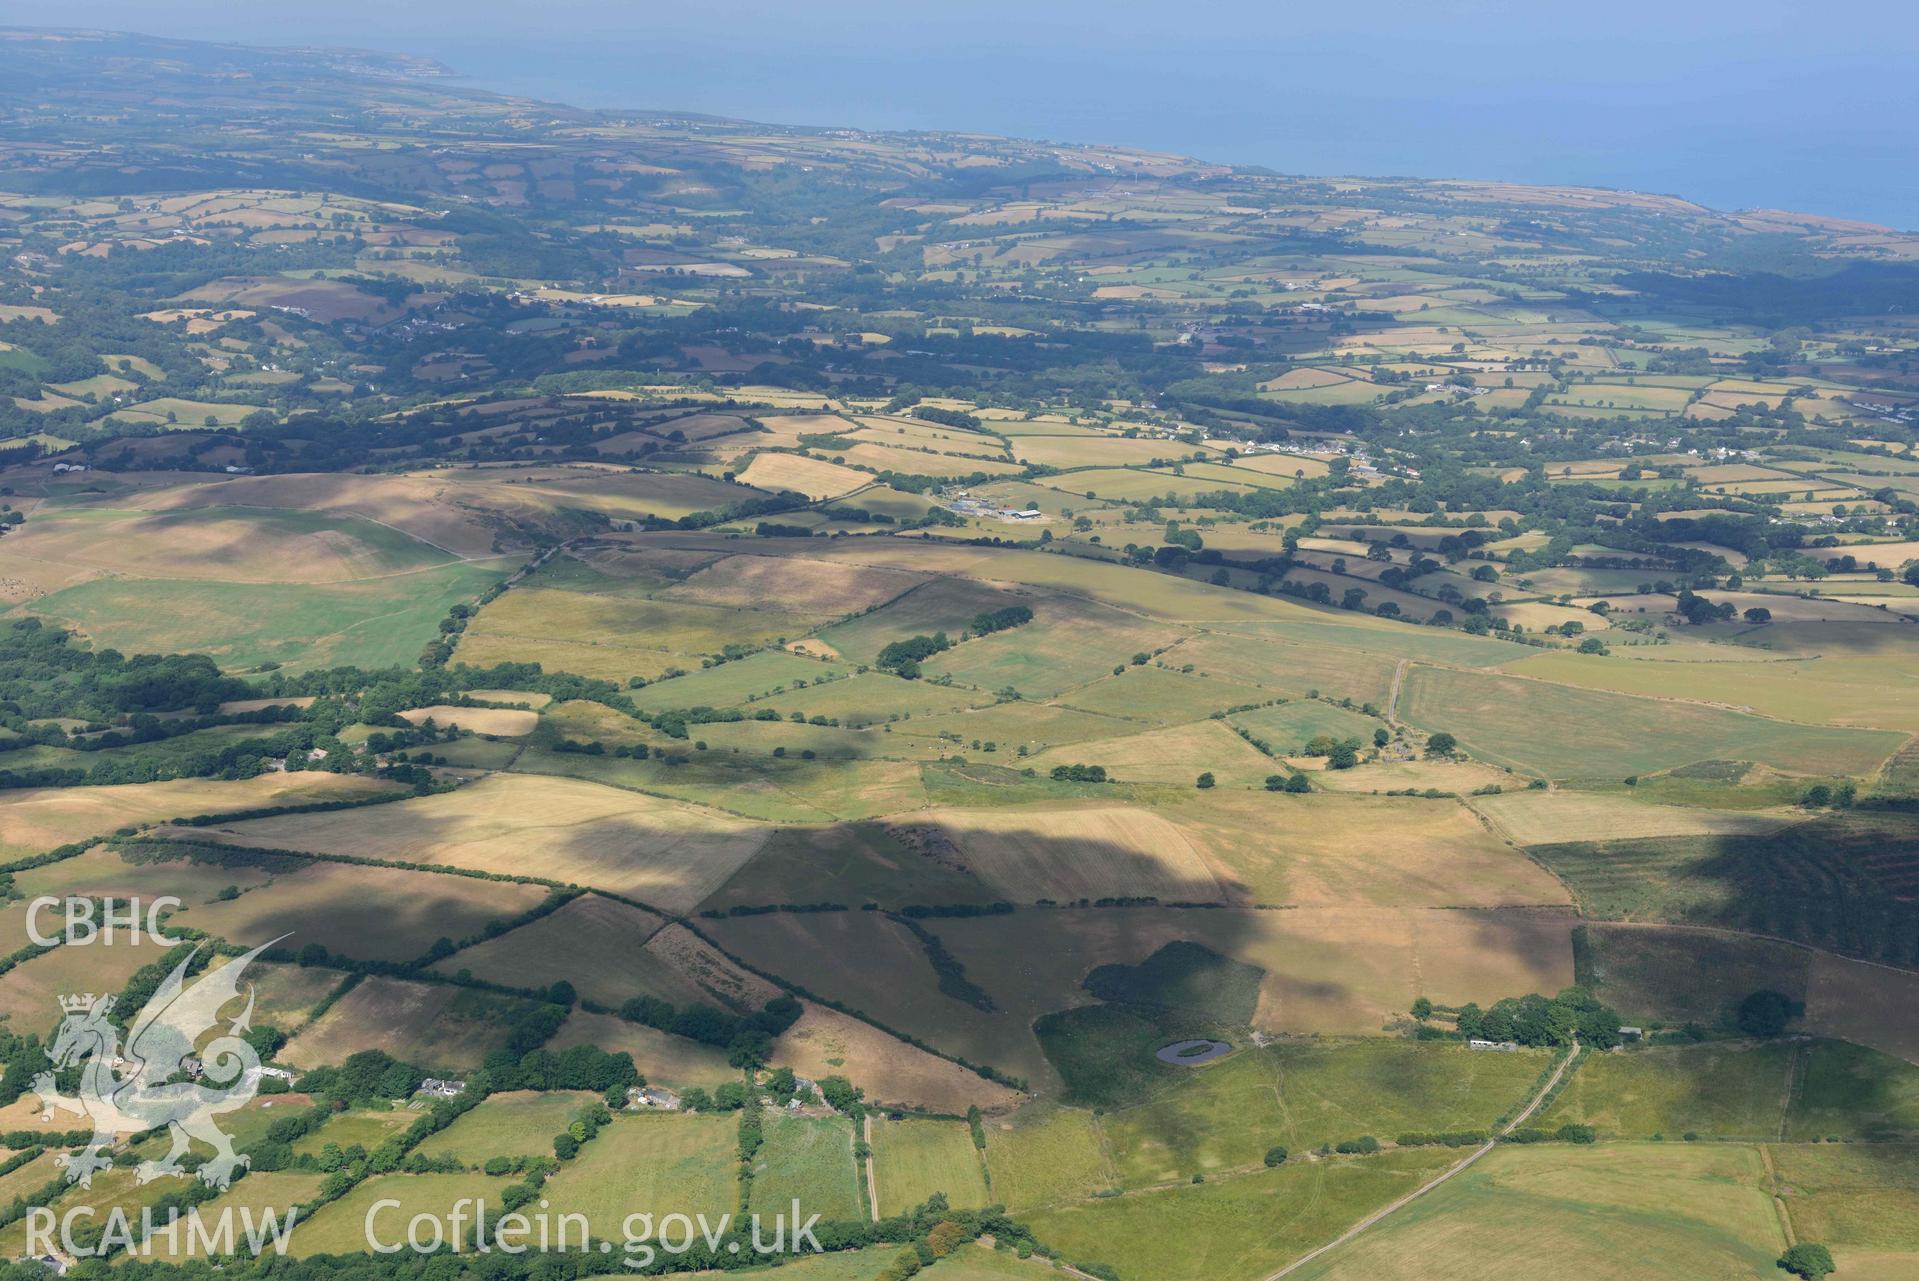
[
  {"xmin": 748, "ymin": 1113, "xmax": 864, "ymax": 1222},
  {"xmin": 1536, "ymin": 1042, "xmax": 1797, "ymax": 1139},
  {"xmin": 1398, "ymin": 665, "xmax": 1903, "ymax": 780},
  {"xmin": 980, "ymin": 1106, "xmax": 1118, "ymax": 1211},
  {"xmin": 541, "ymin": 1113, "xmax": 740, "ymax": 1239},
  {"xmin": 1289, "ymin": 1143, "xmax": 1787, "ymax": 1281},
  {"xmin": 870, "ymin": 1117, "xmax": 991, "ymax": 1215},
  {"xmin": 415, "ymin": 1090, "xmax": 604, "ymax": 1164},
  {"xmin": 1025, "ymin": 1148, "xmax": 1459, "ymax": 1281},
  {"xmin": 1101, "ymin": 1040, "xmax": 1548, "ymax": 1186},
  {"xmin": 17, "ymin": 560, "xmax": 507, "ymax": 672}
]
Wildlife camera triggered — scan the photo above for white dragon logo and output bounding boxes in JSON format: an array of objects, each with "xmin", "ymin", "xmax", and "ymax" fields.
[{"xmin": 31, "ymin": 939, "xmax": 281, "ymax": 1190}]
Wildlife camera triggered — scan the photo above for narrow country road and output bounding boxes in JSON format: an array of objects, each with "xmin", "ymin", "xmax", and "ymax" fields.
[
  {"xmin": 863, "ymin": 1113, "xmax": 880, "ymax": 1222},
  {"xmin": 1265, "ymin": 1040, "xmax": 1580, "ymax": 1280},
  {"xmin": 1386, "ymin": 658, "xmax": 1408, "ymax": 725}
]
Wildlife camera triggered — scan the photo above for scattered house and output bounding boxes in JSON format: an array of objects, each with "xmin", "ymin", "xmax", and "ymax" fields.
[
  {"xmin": 792, "ymin": 1076, "xmax": 818, "ymax": 1100},
  {"xmin": 306, "ymin": 748, "xmax": 328, "ymax": 762},
  {"xmin": 28, "ymin": 1253, "xmax": 69, "ymax": 1275},
  {"xmin": 51, "ymin": 462, "xmax": 88, "ymax": 473},
  {"xmin": 418, "ymin": 1078, "xmax": 466, "ymax": 1099},
  {"xmin": 1618, "ymin": 1026, "xmax": 1644, "ymax": 1041},
  {"xmin": 1467, "ymin": 1039, "xmax": 1520, "ymax": 1052},
  {"xmin": 258, "ymin": 1065, "xmax": 297, "ymax": 1081},
  {"xmin": 181, "ymin": 1055, "xmax": 205, "ymax": 1080},
  {"xmin": 636, "ymin": 1086, "xmax": 680, "ymax": 1110}
]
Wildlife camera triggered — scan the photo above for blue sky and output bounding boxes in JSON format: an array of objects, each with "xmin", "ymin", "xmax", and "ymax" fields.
[{"xmin": 26, "ymin": 0, "xmax": 1919, "ymax": 228}]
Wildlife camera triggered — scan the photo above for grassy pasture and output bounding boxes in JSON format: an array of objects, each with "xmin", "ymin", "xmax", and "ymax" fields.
[
  {"xmin": 1288, "ymin": 1143, "xmax": 1786, "ymax": 1281},
  {"xmin": 6, "ymin": 504, "xmax": 456, "ymax": 584},
  {"xmin": 1053, "ymin": 664, "xmax": 1272, "ymax": 724},
  {"xmin": 1788, "ymin": 1041, "xmax": 1919, "ymax": 1140},
  {"xmin": 924, "ymin": 602, "xmax": 1187, "ymax": 699},
  {"xmin": 1399, "ymin": 665, "xmax": 1903, "ymax": 779},
  {"xmin": 18, "ymin": 560, "xmax": 507, "ymax": 673},
  {"xmin": 291, "ymin": 1172, "xmax": 509, "ymax": 1257},
  {"xmin": 1102, "ymin": 1039, "xmax": 1546, "ymax": 1187},
  {"xmin": 869, "ymin": 1117, "xmax": 989, "ymax": 1215},
  {"xmin": 981, "ymin": 1105, "xmax": 1116, "ymax": 1210},
  {"xmin": 1503, "ymin": 649, "xmax": 1919, "ymax": 734},
  {"xmin": 1229, "ymin": 701, "xmax": 1382, "ymax": 752},
  {"xmin": 812, "ymin": 578, "xmax": 1031, "ymax": 663},
  {"xmin": 1770, "ymin": 1143, "xmax": 1919, "ymax": 1251},
  {"xmin": 628, "ymin": 650, "xmax": 847, "ymax": 711},
  {"xmin": 1537, "ymin": 1042, "xmax": 1797, "ymax": 1139},
  {"xmin": 415, "ymin": 1090, "xmax": 603, "ymax": 1164},
  {"xmin": 748, "ymin": 1113, "xmax": 863, "ymax": 1222},
  {"xmin": 1026, "ymin": 1148, "xmax": 1458, "ymax": 1281},
  {"xmin": 459, "ymin": 585, "xmax": 819, "ymax": 676},
  {"xmin": 541, "ymin": 1113, "xmax": 740, "ymax": 1240}
]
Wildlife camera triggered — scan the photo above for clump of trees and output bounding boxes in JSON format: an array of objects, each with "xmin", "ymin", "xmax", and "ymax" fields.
[
  {"xmin": 1451, "ymin": 986, "xmax": 1625, "ymax": 1049},
  {"xmin": 876, "ymin": 632, "xmax": 952, "ymax": 679}
]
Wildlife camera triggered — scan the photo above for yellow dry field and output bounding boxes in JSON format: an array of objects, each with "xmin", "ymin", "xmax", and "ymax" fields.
[
  {"xmin": 135, "ymin": 472, "xmax": 506, "ymax": 556},
  {"xmin": 833, "ymin": 442, "xmax": 1025, "ymax": 478},
  {"xmin": 659, "ymin": 552, "xmax": 927, "ymax": 614},
  {"xmin": 398, "ymin": 704, "xmax": 539, "ymax": 736},
  {"xmin": 547, "ymin": 1010, "xmax": 734, "ymax": 1089},
  {"xmin": 0, "ymin": 933, "xmax": 175, "ymax": 1035},
  {"xmin": 773, "ymin": 1001, "xmax": 1024, "ymax": 1113},
  {"xmin": 1303, "ymin": 757, "xmax": 1516, "ymax": 795},
  {"xmin": 1158, "ymin": 791, "xmax": 1571, "ymax": 908},
  {"xmin": 736, "ymin": 451, "xmax": 872, "ymax": 499},
  {"xmin": 896, "ymin": 803, "xmax": 1225, "ymax": 903},
  {"xmin": 173, "ymin": 858, "xmax": 549, "ymax": 963},
  {"xmin": 1025, "ymin": 720, "xmax": 1278, "ymax": 788},
  {"xmin": 432, "ymin": 894, "xmax": 700, "ymax": 1007},
  {"xmin": 282, "ymin": 978, "xmax": 510, "ymax": 1070},
  {"xmin": 182, "ymin": 773, "xmax": 768, "ymax": 912},
  {"xmin": 0, "ymin": 772, "xmax": 395, "ymax": 857},
  {"xmin": 1805, "ymin": 952, "xmax": 1919, "ymax": 1065},
  {"xmin": 1469, "ymin": 790, "xmax": 1802, "ymax": 846}
]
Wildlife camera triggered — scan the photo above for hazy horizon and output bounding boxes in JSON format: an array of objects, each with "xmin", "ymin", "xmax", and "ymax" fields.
[{"xmin": 16, "ymin": 0, "xmax": 1919, "ymax": 229}]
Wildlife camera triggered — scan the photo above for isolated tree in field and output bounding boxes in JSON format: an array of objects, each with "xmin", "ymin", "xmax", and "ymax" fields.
[
  {"xmin": 1738, "ymin": 990, "xmax": 1794, "ymax": 1038},
  {"xmin": 1744, "ymin": 607, "xmax": 1772, "ymax": 624},
  {"xmin": 1777, "ymin": 1244, "xmax": 1835, "ymax": 1280},
  {"xmin": 1196, "ymin": 772, "xmax": 1215, "ymax": 789},
  {"xmin": 1425, "ymin": 731, "xmax": 1457, "ymax": 756},
  {"xmin": 1284, "ymin": 774, "xmax": 1311, "ymax": 793},
  {"xmin": 1411, "ymin": 997, "xmax": 1433, "ymax": 1021},
  {"xmin": 1263, "ymin": 1146, "xmax": 1288, "ymax": 1167}
]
